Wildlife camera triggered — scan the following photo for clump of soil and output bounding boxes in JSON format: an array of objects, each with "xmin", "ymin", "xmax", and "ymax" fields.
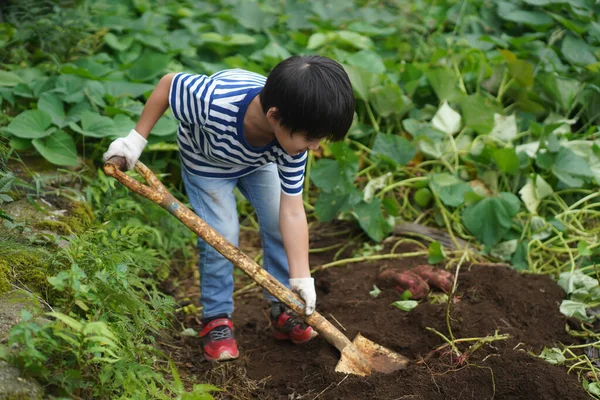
[{"xmin": 164, "ymin": 236, "xmax": 589, "ymax": 400}]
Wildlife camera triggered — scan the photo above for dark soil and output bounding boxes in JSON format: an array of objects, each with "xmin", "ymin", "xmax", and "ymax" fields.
[{"xmin": 162, "ymin": 227, "xmax": 590, "ymax": 400}]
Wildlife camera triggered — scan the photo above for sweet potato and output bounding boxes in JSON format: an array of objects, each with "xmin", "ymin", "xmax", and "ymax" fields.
[
  {"xmin": 376, "ymin": 268, "xmax": 430, "ymax": 299},
  {"xmin": 410, "ymin": 264, "xmax": 455, "ymax": 293}
]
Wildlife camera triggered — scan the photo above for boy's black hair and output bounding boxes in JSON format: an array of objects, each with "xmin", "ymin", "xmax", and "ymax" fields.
[{"xmin": 259, "ymin": 55, "xmax": 355, "ymax": 142}]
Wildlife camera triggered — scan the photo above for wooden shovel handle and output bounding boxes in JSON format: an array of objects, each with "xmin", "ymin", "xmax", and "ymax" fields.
[{"xmin": 103, "ymin": 157, "xmax": 355, "ymax": 353}]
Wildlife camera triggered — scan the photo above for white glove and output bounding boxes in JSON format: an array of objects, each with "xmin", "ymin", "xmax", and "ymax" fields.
[
  {"xmin": 103, "ymin": 129, "xmax": 148, "ymax": 170},
  {"xmin": 289, "ymin": 277, "xmax": 316, "ymax": 316}
]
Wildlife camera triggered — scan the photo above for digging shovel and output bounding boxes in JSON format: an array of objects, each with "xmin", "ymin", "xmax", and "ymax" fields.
[{"xmin": 103, "ymin": 157, "xmax": 409, "ymax": 376}]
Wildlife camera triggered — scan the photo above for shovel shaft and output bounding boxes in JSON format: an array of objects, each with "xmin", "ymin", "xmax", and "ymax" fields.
[{"xmin": 103, "ymin": 158, "xmax": 356, "ymax": 355}]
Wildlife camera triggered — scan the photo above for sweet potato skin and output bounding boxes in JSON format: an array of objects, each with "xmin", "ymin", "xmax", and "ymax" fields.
[
  {"xmin": 410, "ymin": 264, "xmax": 455, "ymax": 293},
  {"xmin": 376, "ymin": 268, "xmax": 430, "ymax": 299}
]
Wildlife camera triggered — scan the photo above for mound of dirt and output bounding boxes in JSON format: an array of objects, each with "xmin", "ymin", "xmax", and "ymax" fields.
[{"xmin": 166, "ymin": 239, "xmax": 589, "ymax": 400}]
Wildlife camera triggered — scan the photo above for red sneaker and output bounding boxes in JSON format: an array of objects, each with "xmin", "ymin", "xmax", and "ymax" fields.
[
  {"xmin": 270, "ymin": 303, "xmax": 318, "ymax": 344},
  {"xmin": 199, "ymin": 318, "xmax": 239, "ymax": 361}
]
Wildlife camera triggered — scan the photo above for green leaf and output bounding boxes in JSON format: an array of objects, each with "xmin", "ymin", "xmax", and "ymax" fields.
[
  {"xmin": 307, "ymin": 33, "xmax": 328, "ymax": 50},
  {"xmin": 336, "ymin": 31, "xmax": 373, "ymax": 50},
  {"xmin": 391, "ymin": 300, "xmax": 418, "ymax": 312},
  {"xmin": 370, "ymin": 84, "xmax": 409, "ymax": 117},
  {"xmin": 561, "ymin": 35, "xmax": 597, "ymax": 66},
  {"xmin": 32, "ymin": 130, "xmax": 79, "ymax": 167},
  {"xmin": 499, "ymin": 5, "xmax": 553, "ymax": 27},
  {"xmin": 352, "ymin": 198, "xmax": 390, "ymax": 242},
  {"xmin": 70, "ymin": 111, "xmax": 120, "ymax": 138},
  {"xmin": 232, "ymin": 0, "xmax": 276, "ymax": 32},
  {"xmin": 47, "ymin": 312, "xmax": 83, "ymax": 332},
  {"xmin": 424, "ymin": 67, "xmax": 463, "ymax": 102},
  {"xmin": 369, "ymin": 285, "xmax": 381, "ymax": 298},
  {"xmin": 1, "ymin": 110, "xmax": 53, "ymax": 139},
  {"xmin": 460, "ymin": 95, "xmax": 496, "ymax": 135},
  {"xmin": 371, "ymin": 133, "xmax": 416, "ymax": 166},
  {"xmin": 312, "ymin": 142, "xmax": 359, "ymax": 192},
  {"xmin": 559, "ymin": 300, "xmax": 591, "ymax": 322},
  {"xmin": 462, "ymin": 193, "xmax": 520, "ymax": 247},
  {"xmin": 493, "ymin": 148, "xmax": 520, "ymax": 174},
  {"xmin": 552, "ymin": 148, "xmax": 594, "ymax": 188},
  {"xmin": 429, "ymin": 173, "xmax": 472, "ymax": 207},
  {"xmin": 538, "ymin": 347, "xmax": 566, "ymax": 365},
  {"xmin": 38, "ymin": 93, "xmax": 66, "ymax": 128},
  {"xmin": 518, "ymin": 176, "xmax": 553, "ymax": 213},
  {"xmin": 103, "ymin": 32, "xmax": 134, "ymax": 51},
  {"xmin": 347, "ymin": 50, "xmax": 386, "ymax": 74},
  {"xmin": 558, "ymin": 271, "xmax": 599, "ymax": 295},
  {"xmin": 151, "ymin": 117, "xmax": 178, "ymax": 137},
  {"xmin": 489, "ymin": 239, "xmax": 518, "ymax": 261},
  {"xmin": 428, "ymin": 241, "xmax": 445, "ymax": 264},
  {"xmin": 315, "ymin": 188, "xmax": 358, "ymax": 222},
  {"xmin": 128, "ymin": 51, "xmax": 171, "ymax": 82},
  {"xmin": 0, "ymin": 70, "xmax": 25, "ymax": 87},
  {"xmin": 343, "ymin": 65, "xmax": 382, "ymax": 101},
  {"xmin": 103, "ymin": 81, "xmax": 154, "ymax": 98},
  {"xmin": 490, "ymin": 114, "xmax": 518, "ymax": 142},
  {"xmin": 505, "ymin": 57, "xmax": 534, "ymax": 88},
  {"xmin": 431, "ymin": 101, "xmax": 461, "ymax": 135},
  {"xmin": 54, "ymin": 74, "xmax": 87, "ymax": 104}
]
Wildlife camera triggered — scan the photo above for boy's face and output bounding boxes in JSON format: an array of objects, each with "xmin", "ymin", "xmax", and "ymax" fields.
[
  {"xmin": 275, "ymin": 126, "xmax": 321, "ymax": 156},
  {"xmin": 268, "ymin": 109, "xmax": 321, "ymax": 156}
]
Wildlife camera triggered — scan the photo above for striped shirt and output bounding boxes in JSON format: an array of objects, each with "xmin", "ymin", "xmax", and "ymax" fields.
[{"xmin": 168, "ymin": 69, "xmax": 307, "ymax": 196}]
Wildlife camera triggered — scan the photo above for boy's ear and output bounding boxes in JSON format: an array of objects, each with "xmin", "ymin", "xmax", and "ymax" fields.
[{"xmin": 266, "ymin": 107, "xmax": 280, "ymax": 122}]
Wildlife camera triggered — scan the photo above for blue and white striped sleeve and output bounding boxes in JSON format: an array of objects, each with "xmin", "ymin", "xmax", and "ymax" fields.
[
  {"xmin": 169, "ymin": 73, "xmax": 212, "ymax": 127},
  {"xmin": 277, "ymin": 152, "xmax": 307, "ymax": 196}
]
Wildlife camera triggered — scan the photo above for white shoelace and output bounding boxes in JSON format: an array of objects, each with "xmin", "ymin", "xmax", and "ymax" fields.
[{"xmin": 210, "ymin": 328, "xmax": 232, "ymax": 341}]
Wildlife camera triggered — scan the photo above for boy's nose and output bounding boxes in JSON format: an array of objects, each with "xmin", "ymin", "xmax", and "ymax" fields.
[{"xmin": 308, "ymin": 142, "xmax": 320, "ymax": 150}]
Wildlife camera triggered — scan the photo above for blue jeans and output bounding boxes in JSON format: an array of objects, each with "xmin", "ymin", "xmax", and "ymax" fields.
[{"xmin": 181, "ymin": 163, "xmax": 290, "ymax": 319}]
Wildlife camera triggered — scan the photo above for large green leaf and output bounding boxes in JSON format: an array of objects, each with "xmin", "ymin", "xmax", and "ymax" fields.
[
  {"xmin": 352, "ymin": 198, "xmax": 390, "ymax": 242},
  {"xmin": 493, "ymin": 148, "xmax": 520, "ymax": 174},
  {"xmin": 69, "ymin": 111, "xmax": 120, "ymax": 138},
  {"xmin": 429, "ymin": 173, "xmax": 473, "ymax": 207},
  {"xmin": 497, "ymin": 2, "xmax": 553, "ymax": 27},
  {"xmin": 38, "ymin": 93, "xmax": 66, "ymax": 128},
  {"xmin": 315, "ymin": 186, "xmax": 361, "ymax": 222},
  {"xmin": 343, "ymin": 65, "xmax": 382, "ymax": 101},
  {"xmin": 231, "ymin": 0, "xmax": 277, "ymax": 32},
  {"xmin": 103, "ymin": 32, "xmax": 134, "ymax": 52},
  {"xmin": 462, "ymin": 193, "xmax": 521, "ymax": 248},
  {"xmin": 370, "ymin": 84, "xmax": 409, "ymax": 117},
  {"xmin": 552, "ymin": 147, "xmax": 594, "ymax": 187},
  {"xmin": 54, "ymin": 74, "xmax": 87, "ymax": 104},
  {"xmin": 311, "ymin": 144, "xmax": 358, "ymax": 192},
  {"xmin": 371, "ymin": 133, "xmax": 416, "ymax": 166},
  {"xmin": 1, "ymin": 110, "xmax": 54, "ymax": 139},
  {"xmin": 347, "ymin": 50, "xmax": 386, "ymax": 74},
  {"xmin": 128, "ymin": 51, "xmax": 171, "ymax": 82},
  {"xmin": 424, "ymin": 67, "xmax": 463, "ymax": 102},
  {"xmin": 0, "ymin": 70, "xmax": 25, "ymax": 87},
  {"xmin": 561, "ymin": 35, "xmax": 598, "ymax": 66},
  {"xmin": 103, "ymin": 81, "xmax": 154, "ymax": 98},
  {"xmin": 460, "ymin": 95, "xmax": 496, "ymax": 135},
  {"xmin": 151, "ymin": 117, "xmax": 178, "ymax": 137},
  {"xmin": 32, "ymin": 130, "xmax": 79, "ymax": 167}
]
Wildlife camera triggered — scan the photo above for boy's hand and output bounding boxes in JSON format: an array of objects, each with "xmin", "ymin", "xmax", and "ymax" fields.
[
  {"xmin": 103, "ymin": 129, "xmax": 148, "ymax": 170},
  {"xmin": 289, "ymin": 277, "xmax": 316, "ymax": 315}
]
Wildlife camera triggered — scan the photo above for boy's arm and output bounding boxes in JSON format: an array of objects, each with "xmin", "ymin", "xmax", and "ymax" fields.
[
  {"xmin": 103, "ymin": 73, "xmax": 175, "ymax": 169},
  {"xmin": 279, "ymin": 192, "xmax": 316, "ymax": 315},
  {"xmin": 135, "ymin": 73, "xmax": 176, "ymax": 138}
]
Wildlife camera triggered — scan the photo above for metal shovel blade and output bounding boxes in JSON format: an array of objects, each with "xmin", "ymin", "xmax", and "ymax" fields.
[{"xmin": 335, "ymin": 333, "xmax": 409, "ymax": 376}]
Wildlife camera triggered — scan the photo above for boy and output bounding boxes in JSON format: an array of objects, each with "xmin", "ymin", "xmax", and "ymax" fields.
[{"xmin": 103, "ymin": 55, "xmax": 355, "ymax": 361}]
